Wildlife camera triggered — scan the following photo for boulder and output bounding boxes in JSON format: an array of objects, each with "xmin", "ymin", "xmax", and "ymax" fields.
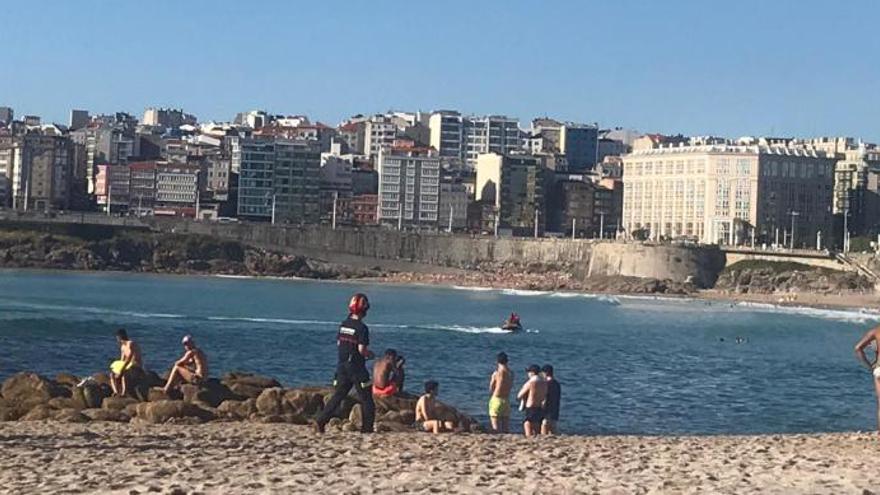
[
  {"xmin": 282, "ymin": 413, "xmax": 309, "ymax": 425},
  {"xmin": 348, "ymin": 403, "xmax": 362, "ymax": 426},
  {"xmin": 102, "ymin": 396, "xmax": 138, "ymax": 411},
  {"xmin": 73, "ymin": 381, "xmax": 109, "ymax": 409},
  {"xmin": 282, "ymin": 389, "xmax": 324, "ymax": 417},
  {"xmin": 255, "ymin": 387, "xmax": 284, "ymax": 416},
  {"xmin": 1, "ymin": 373, "xmax": 70, "ymax": 410},
  {"xmin": 134, "ymin": 400, "xmax": 215, "ymax": 424},
  {"xmin": 47, "ymin": 397, "xmax": 78, "ymax": 410},
  {"xmin": 21, "ymin": 404, "xmax": 53, "ymax": 421},
  {"xmin": 81, "ymin": 408, "xmax": 130, "ymax": 422},
  {"xmin": 180, "ymin": 379, "xmax": 240, "ymax": 408},
  {"xmin": 216, "ymin": 399, "xmax": 257, "ymax": 420},
  {"xmin": 91, "ymin": 372, "xmax": 112, "ymax": 387},
  {"xmin": 0, "ymin": 406, "xmax": 22, "ymax": 421},
  {"xmin": 374, "ymin": 394, "xmax": 418, "ymax": 415},
  {"xmin": 221, "ymin": 373, "xmax": 281, "ymax": 399},
  {"xmin": 52, "ymin": 408, "xmax": 90, "ymax": 423},
  {"xmin": 381, "ymin": 410, "xmax": 415, "ymax": 425},
  {"xmin": 147, "ymin": 388, "xmax": 172, "ymax": 402},
  {"xmin": 55, "ymin": 373, "xmax": 81, "ymax": 388}
]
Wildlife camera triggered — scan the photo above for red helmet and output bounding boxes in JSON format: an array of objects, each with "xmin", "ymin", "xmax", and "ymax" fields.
[{"xmin": 348, "ymin": 293, "xmax": 370, "ymax": 316}]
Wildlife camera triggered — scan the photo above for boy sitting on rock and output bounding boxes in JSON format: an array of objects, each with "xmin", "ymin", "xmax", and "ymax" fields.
[{"xmin": 415, "ymin": 380, "xmax": 455, "ymax": 434}]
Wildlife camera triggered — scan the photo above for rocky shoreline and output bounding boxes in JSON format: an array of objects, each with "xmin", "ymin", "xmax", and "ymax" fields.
[{"xmin": 0, "ymin": 371, "xmax": 480, "ymax": 433}]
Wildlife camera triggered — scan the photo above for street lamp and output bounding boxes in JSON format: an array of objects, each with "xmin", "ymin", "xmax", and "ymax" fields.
[{"xmin": 788, "ymin": 211, "xmax": 799, "ymax": 249}]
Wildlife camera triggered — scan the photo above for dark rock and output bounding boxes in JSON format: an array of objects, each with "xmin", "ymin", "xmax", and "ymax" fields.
[
  {"xmin": 221, "ymin": 373, "xmax": 281, "ymax": 399},
  {"xmin": 21, "ymin": 404, "xmax": 53, "ymax": 421},
  {"xmin": 55, "ymin": 373, "xmax": 81, "ymax": 388},
  {"xmin": 47, "ymin": 397, "xmax": 78, "ymax": 410},
  {"xmin": 180, "ymin": 379, "xmax": 240, "ymax": 408},
  {"xmin": 147, "ymin": 388, "xmax": 172, "ymax": 402},
  {"xmin": 376, "ymin": 421, "xmax": 413, "ymax": 433},
  {"xmin": 52, "ymin": 408, "xmax": 90, "ymax": 423},
  {"xmin": 282, "ymin": 388, "xmax": 324, "ymax": 416},
  {"xmin": 216, "ymin": 399, "xmax": 257, "ymax": 420},
  {"xmin": 102, "ymin": 397, "xmax": 138, "ymax": 411},
  {"xmin": 73, "ymin": 381, "xmax": 109, "ymax": 409},
  {"xmin": 255, "ymin": 387, "xmax": 284, "ymax": 416},
  {"xmin": 134, "ymin": 400, "xmax": 215, "ymax": 424},
  {"xmin": 2, "ymin": 373, "xmax": 70, "ymax": 410},
  {"xmin": 81, "ymin": 408, "xmax": 130, "ymax": 422}
]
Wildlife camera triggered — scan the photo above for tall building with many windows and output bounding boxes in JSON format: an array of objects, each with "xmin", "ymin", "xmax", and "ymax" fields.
[
  {"xmin": 377, "ymin": 144, "xmax": 441, "ymax": 228},
  {"xmin": 622, "ymin": 144, "xmax": 835, "ymax": 247},
  {"xmin": 475, "ymin": 152, "xmax": 546, "ymax": 235},
  {"xmin": 236, "ymin": 138, "xmax": 321, "ymax": 223},
  {"xmin": 429, "ymin": 111, "xmax": 522, "ymax": 168}
]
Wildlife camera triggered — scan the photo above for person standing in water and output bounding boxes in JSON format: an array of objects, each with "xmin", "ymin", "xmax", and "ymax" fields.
[
  {"xmin": 314, "ymin": 293, "xmax": 376, "ymax": 434},
  {"xmin": 516, "ymin": 364, "xmax": 547, "ymax": 437},
  {"xmin": 163, "ymin": 335, "xmax": 208, "ymax": 394},
  {"xmin": 855, "ymin": 326, "xmax": 880, "ymax": 430},
  {"xmin": 488, "ymin": 352, "xmax": 513, "ymax": 433},
  {"xmin": 110, "ymin": 328, "xmax": 142, "ymax": 397}
]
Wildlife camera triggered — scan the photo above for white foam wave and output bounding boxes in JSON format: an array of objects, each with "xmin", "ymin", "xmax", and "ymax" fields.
[
  {"xmin": 500, "ymin": 289, "xmax": 551, "ymax": 297},
  {"xmin": 548, "ymin": 292, "xmax": 621, "ymax": 305},
  {"xmin": 735, "ymin": 301, "xmax": 880, "ymax": 323},
  {"xmin": 207, "ymin": 316, "xmax": 337, "ymax": 326},
  {"xmin": 2, "ymin": 301, "xmax": 187, "ymax": 320},
  {"xmin": 450, "ymin": 285, "xmax": 496, "ymax": 292},
  {"xmin": 423, "ymin": 324, "xmax": 513, "ymax": 334}
]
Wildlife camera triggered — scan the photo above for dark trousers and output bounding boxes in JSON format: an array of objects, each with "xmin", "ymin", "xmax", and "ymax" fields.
[{"xmin": 316, "ymin": 362, "xmax": 375, "ymax": 433}]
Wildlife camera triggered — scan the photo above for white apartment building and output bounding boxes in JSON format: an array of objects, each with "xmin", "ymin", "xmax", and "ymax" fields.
[
  {"xmin": 377, "ymin": 145, "xmax": 441, "ymax": 227},
  {"xmin": 622, "ymin": 144, "xmax": 835, "ymax": 247},
  {"xmin": 363, "ymin": 115, "xmax": 398, "ymax": 157}
]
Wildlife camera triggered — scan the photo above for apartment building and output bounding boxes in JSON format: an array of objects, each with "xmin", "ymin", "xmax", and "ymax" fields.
[
  {"xmin": 475, "ymin": 152, "xmax": 546, "ymax": 235},
  {"xmin": 377, "ymin": 144, "xmax": 441, "ymax": 228},
  {"xmin": 622, "ymin": 144, "xmax": 835, "ymax": 247}
]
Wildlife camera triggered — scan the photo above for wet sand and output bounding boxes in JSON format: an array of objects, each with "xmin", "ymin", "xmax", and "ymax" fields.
[{"xmin": 1, "ymin": 422, "xmax": 878, "ymax": 494}]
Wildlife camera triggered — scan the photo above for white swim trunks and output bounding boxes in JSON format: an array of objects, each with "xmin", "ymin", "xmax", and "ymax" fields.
[{"xmin": 873, "ymin": 366, "xmax": 880, "ymax": 379}]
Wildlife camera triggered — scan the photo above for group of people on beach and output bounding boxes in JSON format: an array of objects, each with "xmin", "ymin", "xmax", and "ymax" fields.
[
  {"xmin": 108, "ymin": 291, "xmax": 557, "ymax": 435},
  {"xmin": 312, "ymin": 292, "xmax": 562, "ymax": 435},
  {"xmin": 109, "ymin": 328, "xmax": 208, "ymax": 397}
]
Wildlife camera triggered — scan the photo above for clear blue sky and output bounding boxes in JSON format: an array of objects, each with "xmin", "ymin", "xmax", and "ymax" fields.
[{"xmin": 2, "ymin": 0, "xmax": 878, "ymax": 140}]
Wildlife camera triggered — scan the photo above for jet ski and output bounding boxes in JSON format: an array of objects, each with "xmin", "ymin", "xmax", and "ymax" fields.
[{"xmin": 501, "ymin": 313, "xmax": 522, "ymax": 332}]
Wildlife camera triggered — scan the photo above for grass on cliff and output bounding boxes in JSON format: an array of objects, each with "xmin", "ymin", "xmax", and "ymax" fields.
[{"xmin": 722, "ymin": 259, "xmax": 828, "ymax": 275}]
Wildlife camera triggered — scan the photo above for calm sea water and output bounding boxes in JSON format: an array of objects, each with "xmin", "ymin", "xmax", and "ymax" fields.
[{"xmin": 0, "ymin": 268, "xmax": 878, "ymax": 435}]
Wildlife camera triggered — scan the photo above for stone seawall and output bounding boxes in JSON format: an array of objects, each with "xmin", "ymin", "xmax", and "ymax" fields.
[
  {"xmin": 588, "ymin": 242, "xmax": 726, "ymax": 288},
  {"xmin": 152, "ymin": 220, "xmax": 724, "ymax": 285}
]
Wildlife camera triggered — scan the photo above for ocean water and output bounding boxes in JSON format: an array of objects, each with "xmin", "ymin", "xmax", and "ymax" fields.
[{"xmin": 0, "ymin": 268, "xmax": 878, "ymax": 435}]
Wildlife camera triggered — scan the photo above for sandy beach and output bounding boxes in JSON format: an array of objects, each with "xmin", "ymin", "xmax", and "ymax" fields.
[{"xmin": 1, "ymin": 422, "xmax": 878, "ymax": 494}]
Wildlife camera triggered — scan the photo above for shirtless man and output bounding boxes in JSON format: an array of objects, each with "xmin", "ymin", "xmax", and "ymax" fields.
[
  {"xmin": 163, "ymin": 335, "xmax": 208, "ymax": 394},
  {"xmin": 415, "ymin": 380, "xmax": 455, "ymax": 434},
  {"xmin": 110, "ymin": 328, "xmax": 142, "ymax": 397},
  {"xmin": 516, "ymin": 364, "xmax": 548, "ymax": 437},
  {"xmin": 488, "ymin": 352, "xmax": 513, "ymax": 433},
  {"xmin": 372, "ymin": 349, "xmax": 405, "ymax": 397},
  {"xmin": 855, "ymin": 326, "xmax": 880, "ymax": 430}
]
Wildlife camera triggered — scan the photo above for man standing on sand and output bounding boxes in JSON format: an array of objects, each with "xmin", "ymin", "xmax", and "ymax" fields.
[
  {"xmin": 517, "ymin": 364, "xmax": 548, "ymax": 437},
  {"xmin": 110, "ymin": 328, "xmax": 142, "ymax": 397},
  {"xmin": 372, "ymin": 349, "xmax": 405, "ymax": 397},
  {"xmin": 314, "ymin": 293, "xmax": 376, "ymax": 434},
  {"xmin": 163, "ymin": 335, "xmax": 208, "ymax": 394},
  {"xmin": 488, "ymin": 352, "xmax": 513, "ymax": 433},
  {"xmin": 855, "ymin": 326, "xmax": 880, "ymax": 430},
  {"xmin": 541, "ymin": 364, "xmax": 561, "ymax": 435}
]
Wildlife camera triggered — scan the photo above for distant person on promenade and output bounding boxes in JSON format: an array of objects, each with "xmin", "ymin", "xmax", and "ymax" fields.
[
  {"xmin": 163, "ymin": 335, "xmax": 208, "ymax": 394},
  {"xmin": 541, "ymin": 365, "xmax": 561, "ymax": 435},
  {"xmin": 415, "ymin": 380, "xmax": 455, "ymax": 434},
  {"xmin": 314, "ymin": 293, "xmax": 376, "ymax": 434},
  {"xmin": 854, "ymin": 326, "xmax": 880, "ymax": 430},
  {"xmin": 109, "ymin": 328, "xmax": 142, "ymax": 397},
  {"xmin": 516, "ymin": 364, "xmax": 547, "ymax": 437},
  {"xmin": 488, "ymin": 352, "xmax": 513, "ymax": 433},
  {"xmin": 372, "ymin": 349, "xmax": 405, "ymax": 397}
]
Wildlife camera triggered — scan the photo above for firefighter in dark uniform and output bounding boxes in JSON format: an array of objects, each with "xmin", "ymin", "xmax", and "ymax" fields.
[{"xmin": 314, "ymin": 293, "xmax": 376, "ymax": 433}]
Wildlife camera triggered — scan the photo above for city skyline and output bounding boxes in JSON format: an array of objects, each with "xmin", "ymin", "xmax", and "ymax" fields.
[{"xmin": 1, "ymin": 1, "xmax": 879, "ymax": 141}]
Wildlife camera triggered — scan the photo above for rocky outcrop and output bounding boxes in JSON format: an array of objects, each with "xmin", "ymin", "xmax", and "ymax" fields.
[
  {"xmin": 715, "ymin": 261, "xmax": 873, "ymax": 295},
  {"xmin": 0, "ymin": 230, "xmax": 381, "ymax": 280},
  {"xmin": 0, "ymin": 372, "xmax": 481, "ymax": 433}
]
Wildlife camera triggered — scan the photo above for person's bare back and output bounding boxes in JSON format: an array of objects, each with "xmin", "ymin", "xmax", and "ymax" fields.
[
  {"xmin": 122, "ymin": 340, "xmax": 142, "ymax": 368},
  {"xmin": 191, "ymin": 348, "xmax": 208, "ymax": 378},
  {"xmin": 522, "ymin": 375, "xmax": 548, "ymax": 408},
  {"xmin": 491, "ymin": 366, "xmax": 513, "ymax": 399}
]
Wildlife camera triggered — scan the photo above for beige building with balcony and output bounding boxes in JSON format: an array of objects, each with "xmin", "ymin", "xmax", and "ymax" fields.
[{"xmin": 622, "ymin": 144, "xmax": 835, "ymax": 247}]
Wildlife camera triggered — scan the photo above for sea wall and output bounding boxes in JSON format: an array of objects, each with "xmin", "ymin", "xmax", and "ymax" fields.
[
  {"xmin": 151, "ymin": 219, "xmax": 725, "ymax": 285},
  {"xmin": 588, "ymin": 242, "xmax": 726, "ymax": 288}
]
